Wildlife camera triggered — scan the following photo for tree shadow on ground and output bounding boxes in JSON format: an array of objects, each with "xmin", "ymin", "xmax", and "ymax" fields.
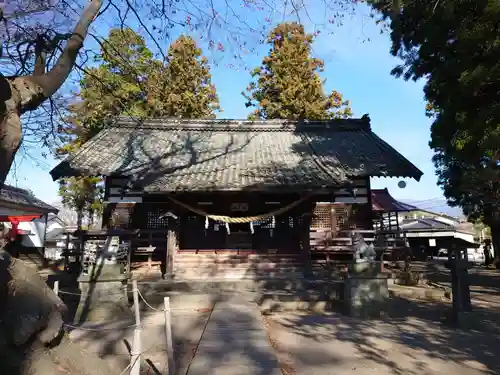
[
  {"xmin": 181, "ymin": 293, "xmax": 341, "ymax": 375},
  {"xmin": 269, "ymin": 296, "xmax": 500, "ymax": 375},
  {"xmin": 66, "ymin": 291, "xmax": 213, "ymax": 375}
]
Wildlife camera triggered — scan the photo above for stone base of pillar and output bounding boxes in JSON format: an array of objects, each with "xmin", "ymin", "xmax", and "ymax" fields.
[
  {"xmin": 344, "ymin": 262, "xmax": 389, "ymax": 318},
  {"xmin": 74, "ymin": 265, "xmax": 132, "ymax": 324}
]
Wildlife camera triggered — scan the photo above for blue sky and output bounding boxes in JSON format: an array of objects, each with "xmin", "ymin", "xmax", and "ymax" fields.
[{"xmin": 5, "ymin": 1, "xmax": 450, "ymax": 212}]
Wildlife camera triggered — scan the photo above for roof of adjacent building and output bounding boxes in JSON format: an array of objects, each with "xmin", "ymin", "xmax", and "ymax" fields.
[
  {"xmin": 0, "ymin": 184, "xmax": 58, "ymax": 214},
  {"xmin": 50, "ymin": 117, "xmax": 423, "ymax": 192},
  {"xmin": 371, "ymin": 188, "xmax": 419, "ymax": 213},
  {"xmin": 400, "ymin": 217, "xmax": 474, "ymax": 234}
]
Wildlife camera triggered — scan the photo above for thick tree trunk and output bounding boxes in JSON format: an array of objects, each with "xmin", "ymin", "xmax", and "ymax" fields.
[
  {"xmin": 1, "ymin": 2, "xmax": 112, "ymax": 374},
  {"xmin": 0, "ymin": 0, "xmax": 102, "ymax": 189},
  {"xmin": 0, "ymin": 250, "xmax": 115, "ymax": 375},
  {"xmin": 0, "ymin": 98, "xmax": 22, "ymax": 187}
]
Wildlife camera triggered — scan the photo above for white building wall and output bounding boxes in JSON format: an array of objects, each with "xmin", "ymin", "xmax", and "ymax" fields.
[{"xmin": 17, "ymin": 214, "xmax": 65, "ymax": 248}]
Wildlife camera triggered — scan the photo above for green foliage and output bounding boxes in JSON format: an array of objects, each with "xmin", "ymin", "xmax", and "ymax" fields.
[
  {"xmin": 57, "ymin": 29, "xmax": 219, "ymax": 224},
  {"xmin": 59, "ymin": 176, "xmax": 103, "ymax": 229},
  {"xmin": 148, "ymin": 35, "xmax": 220, "ymax": 118},
  {"xmin": 368, "ymin": 1, "xmax": 500, "ymax": 248},
  {"xmin": 244, "ymin": 22, "xmax": 352, "ymax": 120}
]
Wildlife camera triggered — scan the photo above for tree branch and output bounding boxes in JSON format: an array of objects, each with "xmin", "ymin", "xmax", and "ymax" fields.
[
  {"xmin": 20, "ymin": 0, "xmax": 103, "ymax": 112},
  {"xmin": 33, "ymin": 35, "xmax": 46, "ymax": 76}
]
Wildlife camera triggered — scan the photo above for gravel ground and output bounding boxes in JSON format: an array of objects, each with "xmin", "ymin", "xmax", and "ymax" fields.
[
  {"xmin": 68, "ymin": 309, "xmax": 211, "ymax": 375},
  {"xmin": 264, "ymin": 297, "xmax": 500, "ymax": 375}
]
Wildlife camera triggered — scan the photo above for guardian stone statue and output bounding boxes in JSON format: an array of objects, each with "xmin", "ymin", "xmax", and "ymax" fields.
[{"xmin": 352, "ymin": 231, "xmax": 376, "ymax": 263}]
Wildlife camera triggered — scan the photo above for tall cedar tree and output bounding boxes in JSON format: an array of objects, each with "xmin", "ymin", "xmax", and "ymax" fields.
[
  {"xmin": 244, "ymin": 22, "xmax": 352, "ymax": 120},
  {"xmin": 58, "ymin": 31, "xmax": 219, "ymax": 227},
  {"xmin": 369, "ymin": 0, "xmax": 500, "ymax": 259},
  {"xmin": 148, "ymin": 35, "xmax": 220, "ymax": 118},
  {"xmin": 56, "ymin": 27, "xmax": 158, "ymax": 228}
]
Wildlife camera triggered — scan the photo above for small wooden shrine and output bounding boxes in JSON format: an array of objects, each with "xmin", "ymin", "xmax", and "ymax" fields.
[{"xmin": 50, "ymin": 117, "xmax": 423, "ymax": 279}]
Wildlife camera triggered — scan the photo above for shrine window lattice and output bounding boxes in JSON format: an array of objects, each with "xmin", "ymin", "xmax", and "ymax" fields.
[
  {"xmin": 311, "ymin": 205, "xmax": 332, "ymax": 229},
  {"xmin": 145, "ymin": 205, "xmax": 176, "ymax": 230},
  {"xmin": 311, "ymin": 204, "xmax": 352, "ymax": 231}
]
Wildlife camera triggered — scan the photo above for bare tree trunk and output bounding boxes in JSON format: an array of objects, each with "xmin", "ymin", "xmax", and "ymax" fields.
[
  {"xmin": 0, "ymin": 250, "xmax": 115, "ymax": 375},
  {"xmin": 88, "ymin": 209, "xmax": 95, "ymax": 229},
  {"xmin": 76, "ymin": 208, "xmax": 84, "ymax": 231},
  {"xmin": 0, "ymin": 2, "xmax": 113, "ymax": 374},
  {"xmin": 0, "ymin": 0, "xmax": 102, "ymax": 188}
]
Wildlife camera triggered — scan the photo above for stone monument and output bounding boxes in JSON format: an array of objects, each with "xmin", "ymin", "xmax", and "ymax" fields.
[
  {"xmin": 344, "ymin": 231, "xmax": 389, "ymax": 318},
  {"xmin": 74, "ymin": 230, "xmax": 134, "ymax": 323}
]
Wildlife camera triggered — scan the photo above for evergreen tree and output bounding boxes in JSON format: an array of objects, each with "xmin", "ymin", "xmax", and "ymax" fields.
[
  {"xmin": 57, "ymin": 30, "xmax": 219, "ymax": 226},
  {"xmin": 56, "ymin": 27, "xmax": 159, "ymax": 227},
  {"xmin": 148, "ymin": 35, "xmax": 220, "ymax": 118},
  {"xmin": 368, "ymin": 0, "xmax": 500, "ymax": 259},
  {"xmin": 58, "ymin": 177, "xmax": 103, "ymax": 230},
  {"xmin": 244, "ymin": 22, "xmax": 351, "ymax": 120}
]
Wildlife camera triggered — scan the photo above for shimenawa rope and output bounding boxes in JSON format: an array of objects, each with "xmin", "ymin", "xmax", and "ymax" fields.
[{"xmin": 167, "ymin": 194, "xmax": 311, "ymax": 224}]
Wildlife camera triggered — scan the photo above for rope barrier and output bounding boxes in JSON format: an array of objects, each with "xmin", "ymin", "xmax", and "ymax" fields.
[
  {"xmin": 57, "ymin": 290, "xmax": 84, "ymax": 296},
  {"xmin": 63, "ymin": 322, "xmax": 138, "ymax": 331},
  {"xmin": 137, "ymin": 289, "xmax": 163, "ymax": 312},
  {"xmin": 117, "ymin": 354, "xmax": 141, "ymax": 375},
  {"xmin": 167, "ymin": 193, "xmax": 312, "ymax": 224},
  {"xmin": 57, "ymin": 289, "xmax": 133, "ymax": 296}
]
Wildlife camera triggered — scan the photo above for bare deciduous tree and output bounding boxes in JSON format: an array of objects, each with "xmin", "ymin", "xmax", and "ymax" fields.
[{"xmin": 1, "ymin": 0, "xmax": 102, "ymax": 187}]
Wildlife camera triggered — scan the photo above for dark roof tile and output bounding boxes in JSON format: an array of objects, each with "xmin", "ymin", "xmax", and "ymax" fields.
[
  {"xmin": 0, "ymin": 185, "xmax": 58, "ymax": 213},
  {"xmin": 50, "ymin": 118, "xmax": 423, "ymax": 191}
]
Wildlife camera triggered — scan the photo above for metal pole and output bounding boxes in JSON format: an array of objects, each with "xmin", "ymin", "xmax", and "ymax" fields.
[
  {"xmin": 164, "ymin": 297, "xmax": 175, "ymax": 375},
  {"xmin": 132, "ymin": 280, "xmax": 141, "ymax": 327},
  {"xmin": 130, "ymin": 327, "xmax": 142, "ymax": 375},
  {"xmin": 130, "ymin": 280, "xmax": 141, "ymax": 375}
]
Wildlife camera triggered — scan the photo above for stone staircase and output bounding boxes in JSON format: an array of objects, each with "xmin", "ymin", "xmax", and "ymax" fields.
[{"xmin": 173, "ymin": 252, "xmax": 306, "ymax": 280}]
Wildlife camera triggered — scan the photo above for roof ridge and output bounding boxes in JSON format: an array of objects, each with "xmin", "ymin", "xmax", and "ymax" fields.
[{"xmin": 111, "ymin": 116, "xmax": 372, "ymax": 132}]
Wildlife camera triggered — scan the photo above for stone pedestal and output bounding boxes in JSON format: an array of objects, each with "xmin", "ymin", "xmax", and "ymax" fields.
[
  {"xmin": 344, "ymin": 262, "xmax": 389, "ymax": 318},
  {"xmin": 74, "ymin": 235, "xmax": 133, "ymax": 324},
  {"xmin": 74, "ymin": 265, "xmax": 132, "ymax": 324}
]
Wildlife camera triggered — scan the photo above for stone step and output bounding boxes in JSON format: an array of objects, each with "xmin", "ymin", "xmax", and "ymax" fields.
[
  {"xmin": 174, "ymin": 260, "xmax": 303, "ymax": 268},
  {"xmin": 175, "ymin": 253, "xmax": 302, "ymax": 260},
  {"xmin": 173, "ymin": 266, "xmax": 305, "ymax": 273},
  {"xmin": 173, "ymin": 270, "xmax": 305, "ymax": 280}
]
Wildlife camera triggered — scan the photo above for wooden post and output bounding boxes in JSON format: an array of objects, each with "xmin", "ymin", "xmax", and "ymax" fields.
[
  {"xmin": 451, "ymin": 245, "xmax": 472, "ymax": 319},
  {"xmin": 166, "ymin": 229, "xmax": 176, "ymax": 278},
  {"xmin": 163, "ymin": 297, "xmax": 175, "ymax": 375},
  {"xmin": 130, "ymin": 280, "xmax": 141, "ymax": 375}
]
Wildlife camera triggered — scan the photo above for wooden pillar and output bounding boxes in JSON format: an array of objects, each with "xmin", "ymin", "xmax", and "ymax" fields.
[
  {"xmin": 301, "ymin": 213, "xmax": 313, "ymax": 276},
  {"xmin": 451, "ymin": 245, "xmax": 472, "ymax": 318}
]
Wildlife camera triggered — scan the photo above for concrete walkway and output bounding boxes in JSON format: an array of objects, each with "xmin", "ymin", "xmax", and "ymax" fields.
[{"xmin": 187, "ymin": 296, "xmax": 281, "ymax": 375}]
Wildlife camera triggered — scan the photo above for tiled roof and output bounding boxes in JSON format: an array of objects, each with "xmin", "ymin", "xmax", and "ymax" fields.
[
  {"xmin": 0, "ymin": 185, "xmax": 58, "ymax": 213},
  {"xmin": 401, "ymin": 218, "xmax": 454, "ymax": 231},
  {"xmin": 371, "ymin": 188, "xmax": 419, "ymax": 212},
  {"xmin": 50, "ymin": 117, "xmax": 423, "ymax": 192}
]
